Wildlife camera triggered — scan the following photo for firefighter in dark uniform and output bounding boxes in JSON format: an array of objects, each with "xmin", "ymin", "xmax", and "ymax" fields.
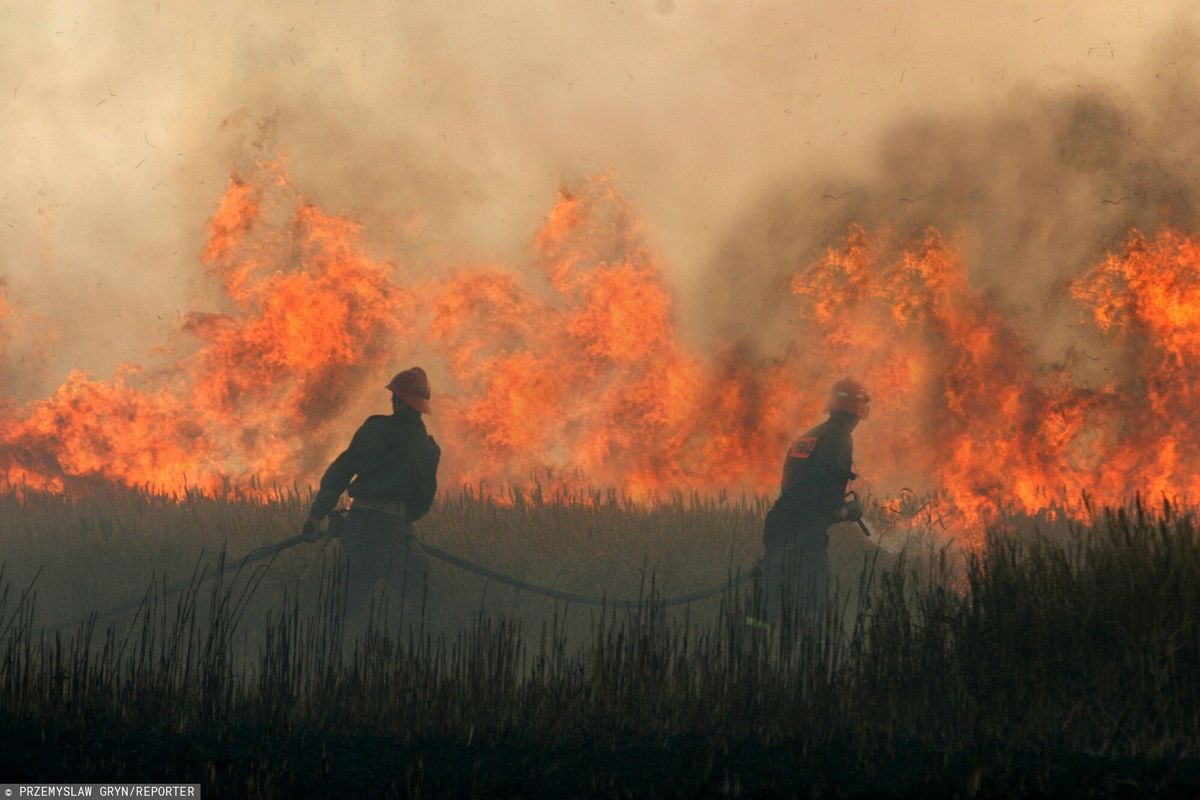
[
  {"xmin": 755, "ymin": 378, "xmax": 870, "ymax": 627},
  {"xmin": 302, "ymin": 367, "xmax": 441, "ymax": 630}
]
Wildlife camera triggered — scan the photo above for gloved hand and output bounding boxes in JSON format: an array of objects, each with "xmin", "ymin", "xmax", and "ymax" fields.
[
  {"xmin": 301, "ymin": 515, "xmax": 325, "ymax": 543},
  {"xmin": 842, "ymin": 498, "xmax": 864, "ymax": 522}
]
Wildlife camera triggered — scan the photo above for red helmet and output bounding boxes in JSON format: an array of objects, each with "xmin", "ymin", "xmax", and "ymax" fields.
[
  {"xmin": 827, "ymin": 378, "xmax": 870, "ymax": 420},
  {"xmin": 386, "ymin": 367, "xmax": 432, "ymax": 414}
]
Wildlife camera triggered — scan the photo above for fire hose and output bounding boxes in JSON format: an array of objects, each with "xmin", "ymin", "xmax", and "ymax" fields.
[
  {"xmin": 419, "ymin": 539, "xmax": 757, "ymax": 607},
  {"xmin": 47, "ymin": 504, "xmax": 871, "ymax": 630}
]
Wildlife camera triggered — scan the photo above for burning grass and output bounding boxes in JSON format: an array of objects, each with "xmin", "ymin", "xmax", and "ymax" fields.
[
  {"xmin": 0, "ymin": 487, "xmax": 1196, "ymax": 797},
  {"xmin": 8, "ymin": 165, "xmax": 1200, "ymax": 547}
]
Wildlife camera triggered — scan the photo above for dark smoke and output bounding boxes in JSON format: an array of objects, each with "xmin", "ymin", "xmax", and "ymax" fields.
[{"xmin": 703, "ymin": 25, "xmax": 1200, "ymax": 380}]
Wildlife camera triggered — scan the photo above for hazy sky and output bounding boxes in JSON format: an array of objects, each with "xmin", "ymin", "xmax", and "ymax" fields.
[{"xmin": 0, "ymin": 1, "xmax": 1192, "ymax": 392}]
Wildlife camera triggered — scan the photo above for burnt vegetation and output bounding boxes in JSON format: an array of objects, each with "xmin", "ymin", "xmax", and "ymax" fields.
[{"xmin": 0, "ymin": 488, "xmax": 1196, "ymax": 798}]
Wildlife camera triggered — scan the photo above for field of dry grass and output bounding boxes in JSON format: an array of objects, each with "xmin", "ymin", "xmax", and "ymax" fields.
[
  {"xmin": 0, "ymin": 487, "xmax": 1196, "ymax": 797},
  {"xmin": 1, "ymin": 485, "xmax": 893, "ymax": 634}
]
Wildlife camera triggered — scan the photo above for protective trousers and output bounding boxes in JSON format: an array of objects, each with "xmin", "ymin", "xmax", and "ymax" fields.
[
  {"xmin": 338, "ymin": 508, "xmax": 432, "ymax": 632},
  {"xmin": 759, "ymin": 528, "xmax": 829, "ymax": 628}
]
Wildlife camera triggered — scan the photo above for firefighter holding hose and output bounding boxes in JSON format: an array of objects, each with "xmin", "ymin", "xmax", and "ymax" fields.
[
  {"xmin": 303, "ymin": 367, "xmax": 441, "ymax": 631},
  {"xmin": 752, "ymin": 378, "xmax": 870, "ymax": 629}
]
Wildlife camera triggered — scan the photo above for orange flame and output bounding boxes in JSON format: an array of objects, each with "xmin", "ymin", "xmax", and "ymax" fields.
[
  {"xmin": 429, "ymin": 178, "xmax": 810, "ymax": 500},
  {"xmin": 1, "ymin": 163, "xmax": 412, "ymax": 494},
  {"xmin": 1, "ymin": 163, "xmax": 1198, "ymax": 544},
  {"xmin": 1068, "ymin": 229, "xmax": 1200, "ymax": 504},
  {"xmin": 788, "ymin": 228, "xmax": 1091, "ymax": 537}
]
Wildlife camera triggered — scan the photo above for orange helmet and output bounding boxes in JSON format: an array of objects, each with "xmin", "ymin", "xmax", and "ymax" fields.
[
  {"xmin": 827, "ymin": 378, "xmax": 870, "ymax": 420},
  {"xmin": 386, "ymin": 367, "xmax": 432, "ymax": 414}
]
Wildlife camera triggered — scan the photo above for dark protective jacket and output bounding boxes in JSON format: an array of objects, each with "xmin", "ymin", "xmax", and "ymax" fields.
[
  {"xmin": 763, "ymin": 411, "xmax": 856, "ymax": 549},
  {"xmin": 308, "ymin": 409, "xmax": 441, "ymax": 523}
]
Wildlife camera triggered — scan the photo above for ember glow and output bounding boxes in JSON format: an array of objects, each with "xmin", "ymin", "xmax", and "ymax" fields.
[{"xmin": 1, "ymin": 164, "xmax": 1197, "ymax": 542}]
